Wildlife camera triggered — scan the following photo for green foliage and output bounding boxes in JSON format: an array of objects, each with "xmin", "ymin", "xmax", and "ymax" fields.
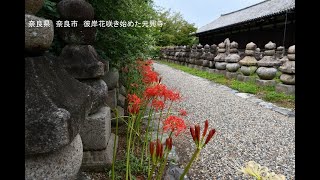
[
  {"xmin": 89, "ymin": 0, "xmax": 158, "ymax": 68},
  {"xmin": 36, "ymin": 0, "xmax": 60, "ymax": 20},
  {"xmin": 153, "ymin": 9, "xmax": 198, "ymax": 46},
  {"xmin": 108, "ymin": 153, "xmax": 149, "ymax": 179},
  {"xmin": 119, "ymin": 61, "xmax": 145, "ymax": 96},
  {"xmin": 263, "ymin": 91, "xmax": 295, "ymax": 102},
  {"xmin": 230, "ymin": 80, "xmax": 258, "ymax": 94}
]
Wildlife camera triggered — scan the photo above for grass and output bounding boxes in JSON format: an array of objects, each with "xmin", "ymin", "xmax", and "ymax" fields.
[{"xmin": 156, "ymin": 60, "xmax": 295, "ymax": 109}]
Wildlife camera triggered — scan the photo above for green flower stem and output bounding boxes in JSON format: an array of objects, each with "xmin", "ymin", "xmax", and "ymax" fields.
[
  {"xmin": 148, "ymin": 111, "xmax": 157, "ymax": 176},
  {"xmin": 131, "ymin": 100, "xmax": 150, "ymax": 154},
  {"xmin": 157, "ymin": 150, "xmax": 170, "ymax": 180},
  {"xmin": 179, "ymin": 147, "xmax": 201, "ymax": 180},
  {"xmin": 140, "ymin": 108, "xmax": 154, "ymax": 166},
  {"xmin": 156, "ymin": 109, "xmax": 164, "ymax": 141},
  {"xmin": 126, "ymin": 115, "xmax": 135, "ymax": 180},
  {"xmin": 164, "ymin": 101, "xmax": 174, "ymax": 118},
  {"xmin": 111, "ymin": 108, "xmax": 119, "ymax": 180},
  {"xmin": 148, "ymin": 164, "xmax": 157, "ymax": 180},
  {"xmin": 160, "ymin": 101, "xmax": 173, "ymax": 141},
  {"xmin": 150, "ymin": 110, "xmax": 157, "ymax": 138}
]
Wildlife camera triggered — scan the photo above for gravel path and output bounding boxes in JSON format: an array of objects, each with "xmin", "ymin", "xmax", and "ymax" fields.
[{"xmin": 153, "ymin": 62, "xmax": 295, "ymax": 179}]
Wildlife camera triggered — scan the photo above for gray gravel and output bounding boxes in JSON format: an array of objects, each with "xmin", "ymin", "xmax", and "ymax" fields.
[{"xmin": 153, "ymin": 62, "xmax": 295, "ymax": 179}]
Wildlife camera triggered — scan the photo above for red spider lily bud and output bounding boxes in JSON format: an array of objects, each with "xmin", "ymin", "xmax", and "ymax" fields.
[
  {"xmin": 205, "ymin": 129, "xmax": 216, "ymax": 145},
  {"xmin": 166, "ymin": 137, "xmax": 173, "ymax": 151},
  {"xmin": 195, "ymin": 125, "xmax": 201, "ymax": 142},
  {"xmin": 159, "ymin": 144, "xmax": 164, "ymax": 158},
  {"xmin": 156, "ymin": 139, "xmax": 162, "ymax": 158},
  {"xmin": 202, "ymin": 120, "xmax": 209, "ymax": 139},
  {"xmin": 190, "ymin": 126, "xmax": 196, "ymax": 142},
  {"xmin": 149, "ymin": 141, "xmax": 155, "ymax": 156}
]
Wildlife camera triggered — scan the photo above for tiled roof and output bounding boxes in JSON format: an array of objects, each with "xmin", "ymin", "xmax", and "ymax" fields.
[{"xmin": 196, "ymin": 0, "xmax": 295, "ymax": 34}]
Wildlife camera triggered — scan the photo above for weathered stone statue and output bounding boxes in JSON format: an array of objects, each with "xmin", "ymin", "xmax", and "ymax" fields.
[
  {"xmin": 201, "ymin": 44, "xmax": 211, "ymax": 67},
  {"xmin": 239, "ymin": 42, "xmax": 258, "ymax": 75},
  {"xmin": 174, "ymin": 45, "xmax": 180, "ymax": 63},
  {"xmin": 276, "ymin": 46, "xmax": 285, "ymax": 60},
  {"xmin": 214, "ymin": 42, "xmax": 227, "ymax": 71},
  {"xmin": 255, "ymin": 48, "xmax": 263, "ymax": 60},
  {"xmin": 256, "ymin": 41, "xmax": 281, "ymax": 86},
  {"xmin": 195, "ymin": 44, "xmax": 203, "ymax": 67},
  {"xmin": 276, "ymin": 46, "xmax": 288, "ymax": 65},
  {"xmin": 57, "ymin": 0, "xmax": 117, "ymax": 173},
  {"xmin": 225, "ymin": 41, "xmax": 241, "ymax": 79},
  {"xmin": 209, "ymin": 44, "xmax": 217, "ymax": 68},
  {"xmin": 276, "ymin": 45, "xmax": 295, "ymax": 95},
  {"xmin": 184, "ymin": 45, "xmax": 191, "ymax": 65},
  {"xmin": 188, "ymin": 44, "xmax": 197, "ymax": 67},
  {"xmin": 169, "ymin": 47, "xmax": 175, "ymax": 62}
]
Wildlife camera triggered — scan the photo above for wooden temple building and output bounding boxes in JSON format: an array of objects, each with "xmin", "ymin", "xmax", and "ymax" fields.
[{"xmin": 195, "ymin": 0, "xmax": 295, "ymax": 49}]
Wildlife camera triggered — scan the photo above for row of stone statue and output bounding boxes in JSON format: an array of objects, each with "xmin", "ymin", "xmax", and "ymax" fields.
[{"xmin": 160, "ymin": 39, "xmax": 295, "ymax": 94}]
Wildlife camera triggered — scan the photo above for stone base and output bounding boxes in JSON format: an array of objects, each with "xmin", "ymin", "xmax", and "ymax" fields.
[
  {"xmin": 276, "ymin": 83, "xmax": 295, "ymax": 95},
  {"xmin": 25, "ymin": 134, "xmax": 83, "ymax": 180},
  {"xmin": 237, "ymin": 75, "xmax": 256, "ymax": 82},
  {"xmin": 214, "ymin": 69, "xmax": 226, "ymax": 76},
  {"xmin": 226, "ymin": 72, "xmax": 240, "ymax": 79},
  {"xmin": 80, "ymin": 106, "xmax": 111, "ymax": 151},
  {"xmin": 200, "ymin": 67, "xmax": 209, "ymax": 71},
  {"xmin": 81, "ymin": 133, "xmax": 118, "ymax": 172},
  {"xmin": 187, "ymin": 64, "xmax": 194, "ymax": 68},
  {"xmin": 194, "ymin": 65, "xmax": 202, "ymax": 70},
  {"xmin": 106, "ymin": 89, "xmax": 117, "ymax": 109},
  {"xmin": 207, "ymin": 69, "xmax": 216, "ymax": 74},
  {"xmin": 256, "ymin": 79, "xmax": 276, "ymax": 86}
]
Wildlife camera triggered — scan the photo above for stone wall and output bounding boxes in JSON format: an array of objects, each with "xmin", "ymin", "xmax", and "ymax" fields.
[
  {"xmin": 160, "ymin": 39, "xmax": 295, "ymax": 95},
  {"xmin": 25, "ymin": 0, "xmax": 122, "ymax": 178}
]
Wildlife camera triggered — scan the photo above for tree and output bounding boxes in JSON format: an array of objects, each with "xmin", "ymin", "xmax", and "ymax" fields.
[{"xmin": 153, "ymin": 9, "xmax": 198, "ymax": 47}]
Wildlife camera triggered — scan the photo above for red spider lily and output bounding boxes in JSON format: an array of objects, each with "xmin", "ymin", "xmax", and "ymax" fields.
[
  {"xmin": 164, "ymin": 89, "xmax": 181, "ymax": 102},
  {"xmin": 151, "ymin": 99, "xmax": 165, "ymax": 111},
  {"xmin": 142, "ymin": 69, "xmax": 159, "ymax": 84},
  {"xmin": 144, "ymin": 84, "xmax": 167, "ymax": 99},
  {"xmin": 127, "ymin": 94, "xmax": 141, "ymax": 115},
  {"xmin": 165, "ymin": 137, "xmax": 173, "ymax": 151},
  {"xmin": 179, "ymin": 109, "xmax": 187, "ymax": 116},
  {"xmin": 163, "ymin": 115, "xmax": 187, "ymax": 136},
  {"xmin": 145, "ymin": 59, "xmax": 153, "ymax": 66}
]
